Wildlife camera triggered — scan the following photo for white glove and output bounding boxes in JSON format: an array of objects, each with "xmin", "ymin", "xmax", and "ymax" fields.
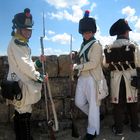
[{"xmin": 73, "ymin": 64, "xmax": 83, "ymax": 70}]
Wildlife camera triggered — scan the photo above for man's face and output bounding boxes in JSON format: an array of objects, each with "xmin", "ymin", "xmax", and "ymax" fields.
[
  {"xmin": 21, "ymin": 28, "xmax": 32, "ymax": 40},
  {"xmin": 82, "ymin": 31, "xmax": 94, "ymax": 41}
]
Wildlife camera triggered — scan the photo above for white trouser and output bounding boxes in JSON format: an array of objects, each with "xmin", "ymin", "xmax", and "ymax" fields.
[{"xmin": 75, "ymin": 75, "xmax": 100, "ymax": 135}]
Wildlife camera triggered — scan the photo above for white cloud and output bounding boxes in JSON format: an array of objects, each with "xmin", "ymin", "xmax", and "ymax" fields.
[
  {"xmin": 49, "ymin": 11, "xmax": 64, "ymax": 20},
  {"xmin": 95, "ymin": 28, "xmax": 115, "ymax": 47},
  {"xmin": 43, "ymin": 36, "xmax": 49, "ymax": 40},
  {"xmin": 95, "ymin": 29, "xmax": 140, "ymax": 48},
  {"xmin": 96, "ymin": 29, "xmax": 140, "ymax": 48},
  {"xmin": 97, "ymin": 35, "xmax": 115, "ymax": 48},
  {"xmin": 46, "ymin": 0, "xmax": 97, "ymax": 23},
  {"xmin": 48, "ymin": 30, "xmax": 55, "ymax": 35},
  {"xmin": 130, "ymin": 32, "xmax": 140, "ymax": 44},
  {"xmin": 44, "ymin": 0, "xmax": 89, "ymax": 9},
  {"xmin": 134, "ymin": 19, "xmax": 140, "ymax": 32},
  {"xmin": 67, "ymin": 5, "xmax": 83, "ymax": 22},
  {"xmin": 48, "ymin": 6, "xmax": 83, "ymax": 23},
  {"xmin": 121, "ymin": 6, "xmax": 140, "ymax": 36},
  {"xmin": 52, "ymin": 33, "xmax": 70, "ymax": 44},
  {"xmin": 48, "ymin": 4, "xmax": 97, "ymax": 23},
  {"xmin": 122, "ymin": 6, "xmax": 138, "ymax": 22},
  {"xmin": 122, "ymin": 6, "xmax": 135, "ymax": 16},
  {"xmin": 44, "ymin": 47, "xmax": 68, "ymax": 56},
  {"xmin": 94, "ymin": 25, "xmax": 114, "ymax": 47},
  {"xmin": 45, "ymin": 33, "xmax": 72, "ymax": 45},
  {"xmin": 95, "ymin": 31, "xmax": 140, "ymax": 48},
  {"xmin": 90, "ymin": 2, "xmax": 97, "ymax": 13}
]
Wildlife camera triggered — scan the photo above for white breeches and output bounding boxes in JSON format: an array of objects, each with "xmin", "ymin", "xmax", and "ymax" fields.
[{"xmin": 75, "ymin": 75, "xmax": 100, "ymax": 135}]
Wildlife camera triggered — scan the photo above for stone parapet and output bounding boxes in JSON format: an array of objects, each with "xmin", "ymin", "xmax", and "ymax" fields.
[{"xmin": 0, "ymin": 55, "xmax": 112, "ymax": 123}]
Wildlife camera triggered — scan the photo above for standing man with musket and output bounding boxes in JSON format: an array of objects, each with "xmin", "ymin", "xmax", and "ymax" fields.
[
  {"xmin": 104, "ymin": 19, "xmax": 140, "ymax": 136},
  {"xmin": 7, "ymin": 8, "xmax": 47, "ymax": 140},
  {"xmin": 73, "ymin": 10, "xmax": 108, "ymax": 140}
]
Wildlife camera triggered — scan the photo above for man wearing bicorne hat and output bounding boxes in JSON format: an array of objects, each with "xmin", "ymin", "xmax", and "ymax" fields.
[{"xmin": 103, "ymin": 18, "xmax": 140, "ymax": 136}]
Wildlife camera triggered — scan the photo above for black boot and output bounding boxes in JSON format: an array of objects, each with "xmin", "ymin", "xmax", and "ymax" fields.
[
  {"xmin": 14, "ymin": 111, "xmax": 21, "ymax": 140},
  {"xmin": 18, "ymin": 112, "xmax": 33, "ymax": 140}
]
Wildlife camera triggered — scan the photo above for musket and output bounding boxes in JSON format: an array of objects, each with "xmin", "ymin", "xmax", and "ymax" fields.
[
  {"xmin": 69, "ymin": 34, "xmax": 80, "ymax": 138},
  {"xmin": 40, "ymin": 12, "xmax": 58, "ymax": 140}
]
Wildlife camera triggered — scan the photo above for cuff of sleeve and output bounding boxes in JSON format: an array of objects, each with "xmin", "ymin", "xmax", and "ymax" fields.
[
  {"xmin": 35, "ymin": 72, "xmax": 44, "ymax": 83},
  {"xmin": 37, "ymin": 74, "xmax": 44, "ymax": 83},
  {"xmin": 34, "ymin": 59, "xmax": 42, "ymax": 69}
]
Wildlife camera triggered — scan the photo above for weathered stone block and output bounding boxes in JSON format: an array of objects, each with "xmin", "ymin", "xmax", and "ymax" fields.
[
  {"xmin": 48, "ymin": 77, "xmax": 71, "ymax": 97},
  {"xmin": 58, "ymin": 55, "xmax": 71, "ymax": 77},
  {"xmin": 45, "ymin": 55, "xmax": 58, "ymax": 77}
]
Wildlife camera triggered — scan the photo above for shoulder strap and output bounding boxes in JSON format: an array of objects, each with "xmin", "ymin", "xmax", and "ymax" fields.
[{"xmin": 79, "ymin": 40, "xmax": 96, "ymax": 57}]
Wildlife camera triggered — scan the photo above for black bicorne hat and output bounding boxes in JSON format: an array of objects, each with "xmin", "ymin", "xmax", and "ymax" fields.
[
  {"xmin": 11, "ymin": 8, "xmax": 34, "ymax": 35},
  {"xmin": 78, "ymin": 10, "xmax": 97, "ymax": 34},
  {"xmin": 109, "ymin": 18, "xmax": 132, "ymax": 36}
]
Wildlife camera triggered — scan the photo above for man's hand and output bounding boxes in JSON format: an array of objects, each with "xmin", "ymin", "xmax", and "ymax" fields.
[
  {"xmin": 73, "ymin": 64, "xmax": 83, "ymax": 70},
  {"xmin": 43, "ymin": 74, "xmax": 48, "ymax": 83},
  {"xmin": 40, "ymin": 54, "xmax": 46, "ymax": 62},
  {"xmin": 37, "ymin": 74, "xmax": 48, "ymax": 83}
]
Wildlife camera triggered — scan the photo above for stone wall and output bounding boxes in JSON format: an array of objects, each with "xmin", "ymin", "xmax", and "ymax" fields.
[{"xmin": 0, "ymin": 55, "xmax": 111, "ymax": 123}]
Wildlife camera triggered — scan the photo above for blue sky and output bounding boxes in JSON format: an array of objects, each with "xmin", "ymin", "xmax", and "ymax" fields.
[{"xmin": 0, "ymin": 0, "xmax": 140, "ymax": 56}]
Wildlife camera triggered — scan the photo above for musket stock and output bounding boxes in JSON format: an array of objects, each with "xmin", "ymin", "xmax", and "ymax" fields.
[
  {"xmin": 69, "ymin": 34, "xmax": 80, "ymax": 138},
  {"xmin": 40, "ymin": 12, "xmax": 58, "ymax": 140}
]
